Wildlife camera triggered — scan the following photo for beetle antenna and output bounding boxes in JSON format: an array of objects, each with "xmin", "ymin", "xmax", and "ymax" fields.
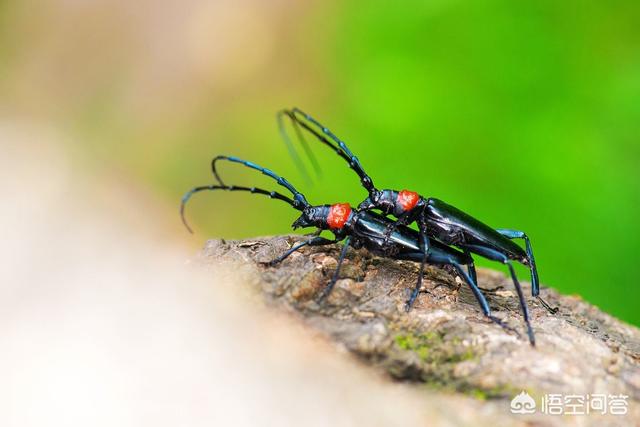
[
  {"xmin": 210, "ymin": 155, "xmax": 310, "ymax": 210},
  {"xmin": 180, "ymin": 184, "xmax": 300, "ymax": 233},
  {"xmin": 278, "ymin": 110, "xmax": 322, "ymax": 181},
  {"xmin": 277, "ymin": 110, "xmax": 314, "ymax": 185},
  {"xmin": 283, "ymin": 108, "xmax": 378, "ymax": 196}
]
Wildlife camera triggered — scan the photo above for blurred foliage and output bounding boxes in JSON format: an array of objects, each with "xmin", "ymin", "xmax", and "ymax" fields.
[{"xmin": 0, "ymin": 0, "xmax": 638, "ymax": 324}]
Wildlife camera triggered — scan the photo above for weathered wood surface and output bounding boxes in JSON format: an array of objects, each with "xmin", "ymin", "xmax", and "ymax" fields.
[{"xmin": 199, "ymin": 235, "xmax": 640, "ymax": 427}]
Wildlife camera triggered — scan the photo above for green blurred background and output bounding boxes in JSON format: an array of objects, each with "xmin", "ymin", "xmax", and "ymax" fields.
[{"xmin": 1, "ymin": 1, "xmax": 638, "ymax": 324}]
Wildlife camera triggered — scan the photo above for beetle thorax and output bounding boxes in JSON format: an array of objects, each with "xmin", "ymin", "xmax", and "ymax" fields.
[
  {"xmin": 327, "ymin": 203, "xmax": 352, "ymax": 230},
  {"xmin": 397, "ymin": 190, "xmax": 420, "ymax": 211}
]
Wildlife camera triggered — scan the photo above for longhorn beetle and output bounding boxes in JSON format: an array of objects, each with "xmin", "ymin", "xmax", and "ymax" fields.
[
  {"xmin": 183, "ymin": 155, "xmax": 523, "ymax": 341},
  {"xmin": 278, "ymin": 108, "xmax": 558, "ymax": 346}
]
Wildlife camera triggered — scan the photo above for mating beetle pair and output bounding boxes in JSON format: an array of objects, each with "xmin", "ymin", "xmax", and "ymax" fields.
[{"xmin": 181, "ymin": 109, "xmax": 556, "ymax": 346}]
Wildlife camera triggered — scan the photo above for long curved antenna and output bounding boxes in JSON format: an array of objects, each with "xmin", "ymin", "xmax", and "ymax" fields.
[
  {"xmin": 275, "ymin": 111, "xmax": 314, "ymax": 184},
  {"xmin": 280, "ymin": 109, "xmax": 351, "ymax": 167},
  {"xmin": 291, "ymin": 114, "xmax": 322, "ymax": 178},
  {"xmin": 180, "ymin": 184, "xmax": 298, "ymax": 234},
  {"xmin": 281, "ymin": 108, "xmax": 377, "ymax": 196},
  {"xmin": 210, "ymin": 155, "xmax": 310, "ymax": 210},
  {"xmin": 277, "ymin": 110, "xmax": 322, "ymax": 181}
]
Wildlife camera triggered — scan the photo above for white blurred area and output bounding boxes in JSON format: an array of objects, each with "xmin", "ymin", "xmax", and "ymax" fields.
[{"xmin": 0, "ymin": 123, "xmax": 489, "ymax": 427}]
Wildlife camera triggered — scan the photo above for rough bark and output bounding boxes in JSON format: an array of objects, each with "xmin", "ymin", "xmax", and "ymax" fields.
[{"xmin": 198, "ymin": 235, "xmax": 640, "ymax": 426}]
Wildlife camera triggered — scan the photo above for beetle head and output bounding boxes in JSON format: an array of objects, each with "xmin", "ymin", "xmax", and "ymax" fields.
[
  {"xmin": 292, "ymin": 204, "xmax": 353, "ymax": 232},
  {"xmin": 357, "ymin": 190, "xmax": 383, "ymax": 211},
  {"xmin": 292, "ymin": 206, "xmax": 324, "ymax": 230}
]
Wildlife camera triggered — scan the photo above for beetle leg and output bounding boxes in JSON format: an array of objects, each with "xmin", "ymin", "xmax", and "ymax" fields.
[
  {"xmin": 495, "ymin": 229, "xmax": 539, "ymax": 293},
  {"xmin": 535, "ymin": 296, "xmax": 559, "ymax": 314},
  {"xmin": 317, "ymin": 236, "xmax": 351, "ymax": 302},
  {"xmin": 461, "ymin": 244, "xmax": 536, "ymax": 346},
  {"xmin": 401, "ymin": 215, "xmax": 432, "ymax": 311},
  {"xmin": 496, "ymin": 229, "xmax": 558, "ymax": 314},
  {"xmin": 260, "ymin": 236, "xmax": 337, "ymax": 267},
  {"xmin": 380, "ymin": 211, "xmax": 411, "ymax": 246},
  {"xmin": 464, "ymin": 249, "xmax": 478, "ymax": 285},
  {"xmin": 449, "ymin": 263, "xmax": 520, "ymax": 337},
  {"xmin": 397, "ymin": 251, "xmax": 519, "ymax": 337}
]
